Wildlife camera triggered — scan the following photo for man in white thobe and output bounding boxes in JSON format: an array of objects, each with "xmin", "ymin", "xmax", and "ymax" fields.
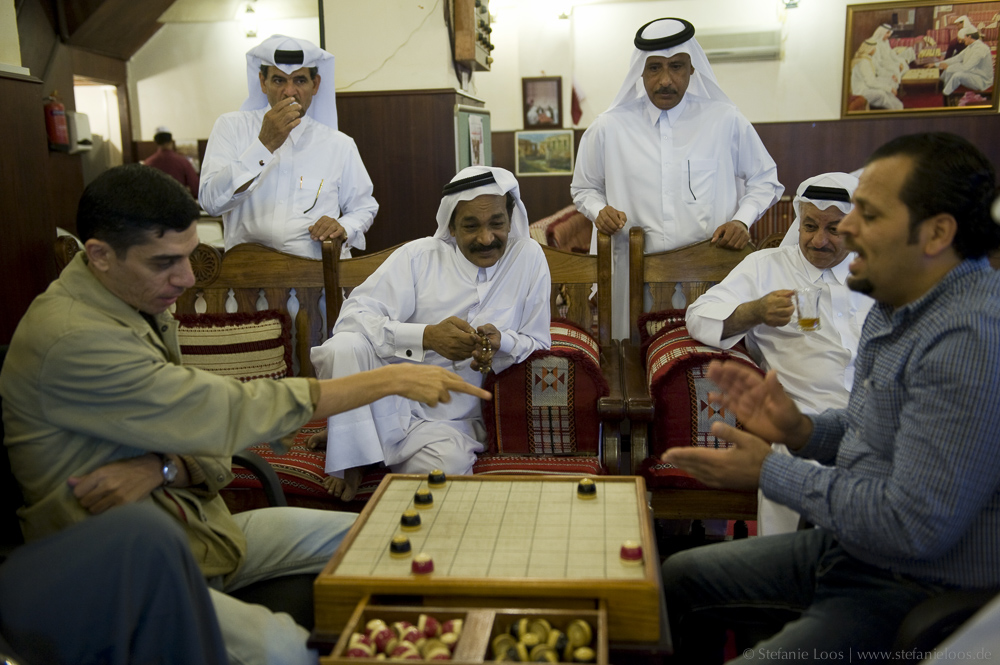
[
  {"xmin": 938, "ymin": 27, "xmax": 995, "ymax": 95},
  {"xmin": 310, "ymin": 166, "xmax": 551, "ymax": 500},
  {"xmin": 200, "ymin": 35, "xmax": 378, "ymax": 260},
  {"xmin": 871, "ymin": 24, "xmax": 910, "ymax": 83},
  {"xmin": 686, "ymin": 173, "xmax": 874, "ymax": 535},
  {"xmin": 572, "ymin": 17, "xmax": 783, "ymax": 339}
]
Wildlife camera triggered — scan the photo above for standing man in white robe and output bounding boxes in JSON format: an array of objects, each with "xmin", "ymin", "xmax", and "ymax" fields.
[
  {"xmin": 200, "ymin": 35, "xmax": 378, "ymax": 260},
  {"xmin": 685, "ymin": 173, "xmax": 874, "ymax": 535},
  {"xmin": 571, "ymin": 17, "xmax": 783, "ymax": 339},
  {"xmin": 938, "ymin": 27, "xmax": 995, "ymax": 95},
  {"xmin": 310, "ymin": 167, "xmax": 551, "ymax": 500}
]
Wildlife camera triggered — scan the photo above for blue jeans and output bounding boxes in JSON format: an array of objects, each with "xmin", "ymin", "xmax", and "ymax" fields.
[
  {"xmin": 209, "ymin": 507, "xmax": 357, "ymax": 665},
  {"xmin": 662, "ymin": 529, "xmax": 944, "ymax": 664}
]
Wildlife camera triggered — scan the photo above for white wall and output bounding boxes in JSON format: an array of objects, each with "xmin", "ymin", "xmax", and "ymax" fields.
[
  {"xmin": 127, "ymin": 0, "xmax": 994, "ymax": 140},
  {"xmin": 129, "ymin": 18, "xmax": 320, "ymax": 141},
  {"xmin": 0, "ymin": 0, "xmax": 23, "ymax": 68},
  {"xmin": 323, "ymin": 0, "xmax": 461, "ymax": 92}
]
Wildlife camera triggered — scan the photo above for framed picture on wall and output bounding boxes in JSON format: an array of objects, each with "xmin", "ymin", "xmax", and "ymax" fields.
[
  {"xmin": 522, "ymin": 77, "xmax": 563, "ymax": 129},
  {"xmin": 514, "ymin": 130, "xmax": 574, "ymax": 177},
  {"xmin": 842, "ymin": 1, "xmax": 1000, "ymax": 117}
]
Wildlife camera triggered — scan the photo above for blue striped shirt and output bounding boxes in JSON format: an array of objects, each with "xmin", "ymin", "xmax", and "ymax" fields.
[{"xmin": 762, "ymin": 258, "xmax": 1000, "ymax": 588}]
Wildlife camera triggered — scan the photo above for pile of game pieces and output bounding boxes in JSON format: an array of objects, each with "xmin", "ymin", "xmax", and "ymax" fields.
[
  {"xmin": 342, "ymin": 614, "xmax": 463, "ymax": 660},
  {"xmin": 491, "ymin": 617, "xmax": 596, "ymax": 662}
]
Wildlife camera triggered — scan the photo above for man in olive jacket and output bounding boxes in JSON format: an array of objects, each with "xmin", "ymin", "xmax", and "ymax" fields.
[{"xmin": 0, "ymin": 165, "xmax": 488, "ymax": 665}]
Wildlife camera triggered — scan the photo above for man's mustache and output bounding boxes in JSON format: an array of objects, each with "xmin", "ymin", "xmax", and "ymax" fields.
[
  {"xmin": 470, "ymin": 239, "xmax": 502, "ymax": 252},
  {"xmin": 655, "ymin": 86, "xmax": 678, "ymax": 95}
]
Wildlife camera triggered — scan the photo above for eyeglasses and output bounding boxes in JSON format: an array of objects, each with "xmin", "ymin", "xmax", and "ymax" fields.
[{"xmin": 303, "ymin": 178, "xmax": 324, "ymax": 214}]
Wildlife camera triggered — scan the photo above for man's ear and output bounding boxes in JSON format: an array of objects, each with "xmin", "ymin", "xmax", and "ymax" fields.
[
  {"xmin": 259, "ymin": 70, "xmax": 268, "ymax": 94},
  {"xmin": 84, "ymin": 238, "xmax": 116, "ymax": 273},
  {"xmin": 312, "ymin": 73, "xmax": 322, "ymax": 94},
  {"xmin": 921, "ymin": 213, "xmax": 958, "ymax": 258}
]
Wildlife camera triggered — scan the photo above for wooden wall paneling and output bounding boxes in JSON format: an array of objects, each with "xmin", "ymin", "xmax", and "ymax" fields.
[
  {"xmin": 754, "ymin": 114, "xmax": 1000, "ymax": 196},
  {"xmin": 337, "ymin": 90, "xmax": 481, "ymax": 254},
  {"xmin": 0, "ymin": 74, "xmax": 58, "ymax": 344},
  {"xmin": 62, "ymin": 0, "xmax": 172, "ymax": 60}
]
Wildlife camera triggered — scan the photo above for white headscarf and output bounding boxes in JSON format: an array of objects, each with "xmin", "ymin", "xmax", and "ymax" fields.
[
  {"xmin": 780, "ymin": 172, "xmax": 859, "ymax": 248},
  {"xmin": 434, "ymin": 166, "xmax": 529, "ymax": 243},
  {"xmin": 871, "ymin": 24, "xmax": 892, "ymax": 42},
  {"xmin": 954, "ymin": 15, "xmax": 975, "ymax": 30},
  {"xmin": 606, "ymin": 17, "xmax": 733, "ymax": 113},
  {"xmin": 240, "ymin": 35, "xmax": 338, "ymax": 130},
  {"xmin": 958, "ymin": 25, "xmax": 977, "ymax": 38}
]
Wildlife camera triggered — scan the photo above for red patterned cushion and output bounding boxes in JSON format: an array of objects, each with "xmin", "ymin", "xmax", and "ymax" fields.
[
  {"xmin": 227, "ymin": 420, "xmax": 386, "ymax": 503},
  {"xmin": 636, "ymin": 309, "xmax": 686, "ymax": 359},
  {"xmin": 175, "ymin": 310, "xmax": 292, "ymax": 381},
  {"xmin": 473, "ymin": 455, "xmax": 605, "ymax": 476},
  {"xmin": 641, "ymin": 325, "xmax": 762, "ymax": 489},
  {"xmin": 481, "ymin": 320, "xmax": 608, "ymax": 459},
  {"xmin": 528, "ymin": 205, "xmax": 577, "ymax": 246}
]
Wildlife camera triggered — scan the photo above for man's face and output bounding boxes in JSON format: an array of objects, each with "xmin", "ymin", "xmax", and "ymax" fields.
[
  {"xmin": 642, "ymin": 54, "xmax": 694, "ymax": 111},
  {"xmin": 797, "ymin": 202, "xmax": 850, "ymax": 270},
  {"xmin": 449, "ymin": 194, "xmax": 511, "ymax": 268},
  {"xmin": 92, "ymin": 224, "xmax": 200, "ymax": 315},
  {"xmin": 258, "ymin": 66, "xmax": 321, "ymax": 116},
  {"xmin": 839, "ymin": 156, "xmax": 925, "ymax": 307}
]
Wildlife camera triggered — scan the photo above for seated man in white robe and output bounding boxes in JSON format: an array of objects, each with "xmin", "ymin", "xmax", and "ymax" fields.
[
  {"xmin": 685, "ymin": 172, "xmax": 874, "ymax": 535},
  {"xmin": 310, "ymin": 166, "xmax": 552, "ymax": 500},
  {"xmin": 938, "ymin": 27, "xmax": 995, "ymax": 95}
]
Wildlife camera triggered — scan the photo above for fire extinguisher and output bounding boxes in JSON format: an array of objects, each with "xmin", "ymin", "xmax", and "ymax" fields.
[{"xmin": 44, "ymin": 91, "xmax": 70, "ymax": 152}]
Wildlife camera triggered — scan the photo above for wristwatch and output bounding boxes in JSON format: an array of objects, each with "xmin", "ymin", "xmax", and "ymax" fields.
[{"xmin": 158, "ymin": 454, "xmax": 179, "ymax": 487}]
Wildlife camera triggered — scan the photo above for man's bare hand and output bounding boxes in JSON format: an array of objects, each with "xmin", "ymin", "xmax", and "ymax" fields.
[
  {"xmin": 706, "ymin": 361, "xmax": 812, "ymax": 449},
  {"xmin": 753, "ymin": 290, "xmax": 795, "ymax": 328},
  {"xmin": 309, "ymin": 216, "xmax": 347, "ymax": 242},
  {"xmin": 662, "ymin": 422, "xmax": 771, "ymax": 490},
  {"xmin": 385, "ymin": 364, "xmax": 491, "ymax": 407},
  {"xmin": 424, "ymin": 317, "xmax": 479, "ymax": 361},
  {"xmin": 711, "ymin": 221, "xmax": 750, "ymax": 249},
  {"xmin": 67, "ymin": 454, "xmax": 165, "ymax": 515},
  {"xmin": 594, "ymin": 205, "xmax": 627, "ymax": 235},
  {"xmin": 258, "ymin": 97, "xmax": 303, "ymax": 153},
  {"xmin": 471, "ymin": 323, "xmax": 501, "ymax": 372}
]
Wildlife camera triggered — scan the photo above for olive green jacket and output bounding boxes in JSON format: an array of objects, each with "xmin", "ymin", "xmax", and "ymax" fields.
[{"xmin": 0, "ymin": 253, "xmax": 315, "ymax": 579}]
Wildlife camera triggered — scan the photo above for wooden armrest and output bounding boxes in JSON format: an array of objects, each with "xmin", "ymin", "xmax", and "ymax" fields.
[
  {"xmin": 596, "ymin": 340, "xmax": 625, "ymax": 421},
  {"xmin": 621, "ymin": 340, "xmax": 654, "ymax": 422},
  {"xmin": 232, "ymin": 450, "xmax": 288, "ymax": 507}
]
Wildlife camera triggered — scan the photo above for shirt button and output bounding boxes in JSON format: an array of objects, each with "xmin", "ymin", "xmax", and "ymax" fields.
[
  {"xmin": 161, "ymin": 325, "xmax": 168, "ymax": 332},
  {"xmin": 406, "ymin": 349, "xmax": 413, "ymax": 357},
  {"xmin": 837, "ymin": 313, "xmax": 843, "ymax": 318},
  {"xmin": 217, "ymin": 474, "xmax": 224, "ymax": 482}
]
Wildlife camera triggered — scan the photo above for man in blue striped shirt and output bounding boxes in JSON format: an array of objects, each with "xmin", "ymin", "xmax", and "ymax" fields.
[{"xmin": 661, "ymin": 132, "xmax": 1000, "ymax": 663}]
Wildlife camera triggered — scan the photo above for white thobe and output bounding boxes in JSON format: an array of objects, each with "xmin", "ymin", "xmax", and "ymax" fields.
[
  {"xmin": 572, "ymin": 93, "xmax": 782, "ymax": 339},
  {"xmin": 851, "ymin": 59, "xmax": 903, "ymax": 110},
  {"xmin": 940, "ymin": 40, "xmax": 994, "ymax": 94},
  {"xmin": 310, "ymin": 235, "xmax": 551, "ymax": 475},
  {"xmin": 873, "ymin": 39, "xmax": 909, "ymax": 81},
  {"xmin": 200, "ymin": 109, "xmax": 378, "ymax": 259},
  {"xmin": 685, "ymin": 245, "xmax": 873, "ymax": 534}
]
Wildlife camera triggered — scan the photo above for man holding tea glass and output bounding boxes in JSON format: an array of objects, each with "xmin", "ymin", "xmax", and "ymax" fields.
[{"xmin": 685, "ymin": 172, "xmax": 874, "ymax": 534}]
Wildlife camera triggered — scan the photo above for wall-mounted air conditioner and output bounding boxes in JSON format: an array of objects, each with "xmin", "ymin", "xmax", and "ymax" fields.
[{"xmin": 697, "ymin": 25, "xmax": 782, "ymax": 63}]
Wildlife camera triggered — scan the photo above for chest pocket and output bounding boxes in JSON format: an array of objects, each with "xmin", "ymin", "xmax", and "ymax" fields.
[
  {"xmin": 682, "ymin": 159, "xmax": 718, "ymax": 205},
  {"xmin": 297, "ymin": 176, "xmax": 339, "ymax": 218},
  {"xmin": 858, "ymin": 378, "xmax": 906, "ymax": 455}
]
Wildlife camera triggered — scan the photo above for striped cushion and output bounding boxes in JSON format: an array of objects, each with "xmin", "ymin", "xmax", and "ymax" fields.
[{"xmin": 175, "ymin": 310, "xmax": 292, "ymax": 381}]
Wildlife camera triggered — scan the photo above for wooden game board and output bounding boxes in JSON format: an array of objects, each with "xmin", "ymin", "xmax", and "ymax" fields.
[{"xmin": 314, "ymin": 474, "xmax": 661, "ymax": 643}]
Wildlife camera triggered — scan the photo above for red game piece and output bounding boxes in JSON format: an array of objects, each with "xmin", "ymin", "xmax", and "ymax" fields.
[
  {"xmin": 411, "ymin": 553, "xmax": 434, "ymax": 575},
  {"xmin": 620, "ymin": 539, "xmax": 643, "ymax": 564}
]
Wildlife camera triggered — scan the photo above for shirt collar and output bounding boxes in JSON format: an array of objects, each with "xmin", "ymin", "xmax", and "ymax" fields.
[
  {"xmin": 452, "ymin": 244, "xmax": 503, "ymax": 282},
  {"xmin": 883, "ymin": 257, "xmax": 992, "ymax": 322},
  {"xmin": 795, "ymin": 246, "xmax": 854, "ymax": 286},
  {"xmin": 643, "ymin": 93, "xmax": 688, "ymax": 127}
]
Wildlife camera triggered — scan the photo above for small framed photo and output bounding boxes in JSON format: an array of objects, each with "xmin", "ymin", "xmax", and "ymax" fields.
[
  {"xmin": 522, "ymin": 77, "xmax": 563, "ymax": 129},
  {"xmin": 514, "ymin": 130, "xmax": 574, "ymax": 177},
  {"xmin": 842, "ymin": 1, "xmax": 1000, "ymax": 117}
]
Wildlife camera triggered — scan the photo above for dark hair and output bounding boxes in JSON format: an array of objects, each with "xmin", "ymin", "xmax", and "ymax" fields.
[
  {"xmin": 77, "ymin": 164, "xmax": 199, "ymax": 256},
  {"xmin": 259, "ymin": 64, "xmax": 319, "ymax": 80},
  {"xmin": 866, "ymin": 132, "xmax": 1000, "ymax": 259},
  {"xmin": 968, "ymin": 31, "xmax": 981, "ymax": 40},
  {"xmin": 448, "ymin": 192, "xmax": 516, "ymax": 229},
  {"xmin": 153, "ymin": 131, "xmax": 172, "ymax": 146}
]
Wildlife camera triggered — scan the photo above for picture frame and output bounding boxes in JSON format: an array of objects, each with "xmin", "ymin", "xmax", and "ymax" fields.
[
  {"xmin": 522, "ymin": 76, "xmax": 563, "ymax": 129},
  {"xmin": 514, "ymin": 130, "xmax": 574, "ymax": 177},
  {"xmin": 842, "ymin": 1, "xmax": 1000, "ymax": 117}
]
